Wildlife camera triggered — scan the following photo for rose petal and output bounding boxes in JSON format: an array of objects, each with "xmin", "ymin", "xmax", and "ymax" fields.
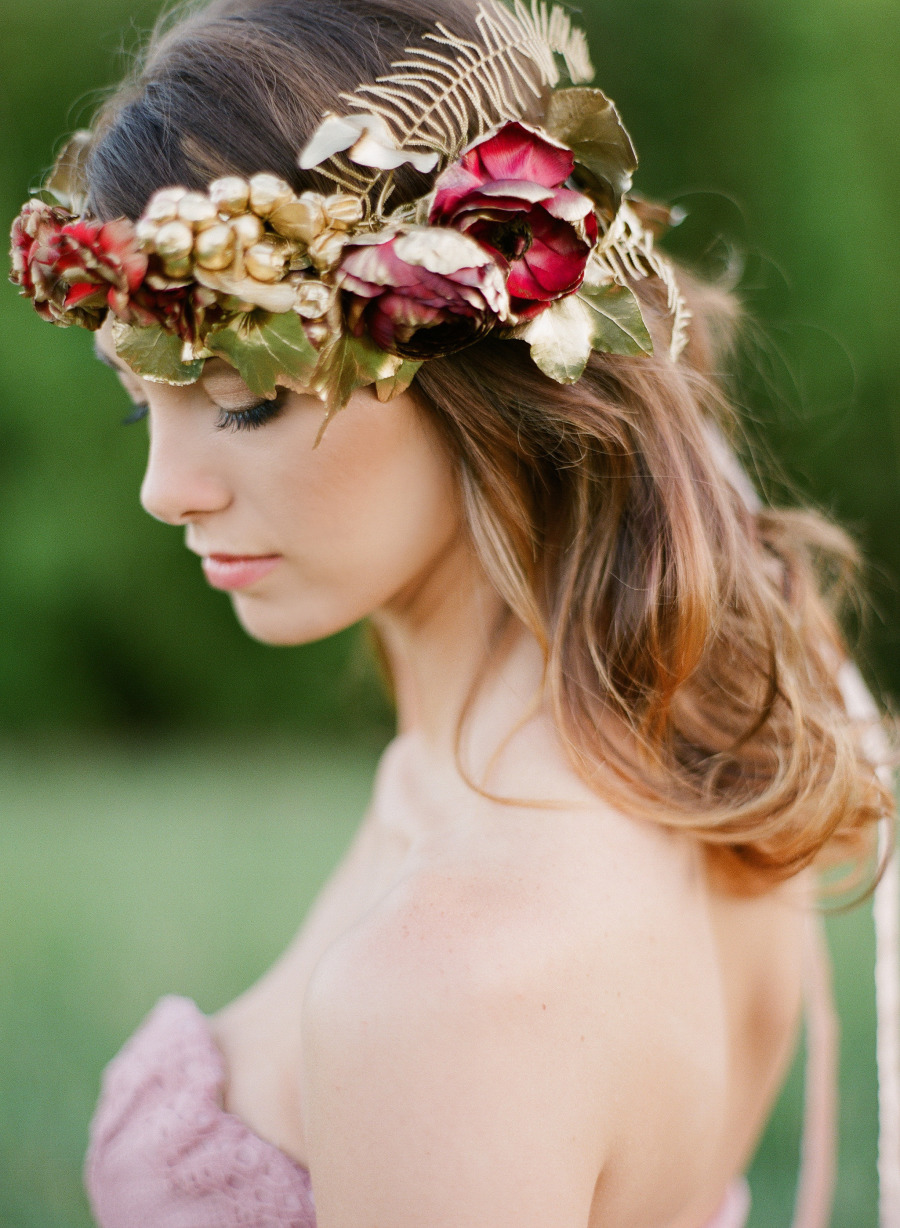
[
  {"xmin": 428, "ymin": 163, "xmax": 486, "ymax": 218},
  {"xmin": 337, "ymin": 226, "xmax": 509, "ymax": 356},
  {"xmin": 462, "ymin": 179, "xmax": 554, "ymax": 204},
  {"xmin": 514, "ymin": 247, "xmax": 587, "ymax": 299},
  {"xmin": 542, "ymin": 187, "xmax": 596, "ymax": 223},
  {"xmin": 64, "ymin": 282, "xmax": 105, "ymax": 308},
  {"xmin": 392, "ymin": 227, "xmax": 494, "ymax": 277},
  {"xmin": 465, "ymin": 121, "xmax": 574, "ymax": 188}
]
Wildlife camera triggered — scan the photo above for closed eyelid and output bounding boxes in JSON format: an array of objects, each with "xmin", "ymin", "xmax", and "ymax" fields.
[{"xmin": 199, "ymin": 363, "xmax": 266, "ymax": 412}]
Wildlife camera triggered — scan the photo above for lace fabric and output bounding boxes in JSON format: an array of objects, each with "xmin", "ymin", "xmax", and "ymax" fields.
[{"xmin": 85, "ymin": 996, "xmax": 316, "ymax": 1228}]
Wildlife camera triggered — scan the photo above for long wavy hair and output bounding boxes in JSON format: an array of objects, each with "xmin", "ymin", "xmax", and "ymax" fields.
[{"xmin": 84, "ymin": 0, "xmax": 894, "ymax": 889}]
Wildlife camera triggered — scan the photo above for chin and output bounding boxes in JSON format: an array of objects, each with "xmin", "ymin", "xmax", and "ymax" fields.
[{"xmin": 229, "ymin": 592, "xmax": 357, "ymax": 647}]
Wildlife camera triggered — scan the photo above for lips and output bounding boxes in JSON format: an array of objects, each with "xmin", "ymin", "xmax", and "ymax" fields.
[{"xmin": 200, "ymin": 553, "xmax": 281, "ymax": 591}]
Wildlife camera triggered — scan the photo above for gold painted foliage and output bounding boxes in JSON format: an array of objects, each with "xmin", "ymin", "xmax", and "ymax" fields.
[{"xmin": 309, "ymin": 0, "xmax": 595, "ymax": 205}]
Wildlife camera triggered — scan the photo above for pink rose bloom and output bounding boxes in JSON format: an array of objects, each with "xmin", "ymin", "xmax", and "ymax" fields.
[
  {"xmin": 336, "ymin": 225, "xmax": 510, "ymax": 359},
  {"xmin": 428, "ymin": 121, "xmax": 598, "ymax": 319}
]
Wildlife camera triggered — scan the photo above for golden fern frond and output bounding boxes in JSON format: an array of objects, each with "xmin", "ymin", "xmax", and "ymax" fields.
[
  {"xmin": 317, "ymin": 0, "xmax": 594, "ymax": 200},
  {"xmin": 594, "ymin": 204, "xmax": 692, "ymax": 361}
]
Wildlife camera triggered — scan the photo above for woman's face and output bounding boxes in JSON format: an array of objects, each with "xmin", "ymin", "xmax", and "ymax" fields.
[{"xmin": 96, "ymin": 320, "xmax": 463, "ymax": 645}]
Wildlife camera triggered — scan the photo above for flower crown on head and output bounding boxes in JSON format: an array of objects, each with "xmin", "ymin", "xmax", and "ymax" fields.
[{"xmin": 9, "ymin": 0, "xmax": 690, "ymax": 429}]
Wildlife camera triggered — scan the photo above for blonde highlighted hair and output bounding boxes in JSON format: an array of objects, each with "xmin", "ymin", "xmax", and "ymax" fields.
[
  {"xmin": 415, "ymin": 271, "xmax": 894, "ymax": 887},
  {"xmin": 85, "ymin": 0, "xmax": 895, "ymax": 888}
]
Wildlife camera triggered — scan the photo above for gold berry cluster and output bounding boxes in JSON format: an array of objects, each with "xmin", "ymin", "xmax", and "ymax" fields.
[{"xmin": 134, "ymin": 173, "xmax": 365, "ymax": 317}]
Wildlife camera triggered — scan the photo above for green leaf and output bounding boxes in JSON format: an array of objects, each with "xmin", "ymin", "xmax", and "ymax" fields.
[
  {"xmin": 576, "ymin": 281, "xmax": 654, "ymax": 357},
  {"xmin": 375, "ymin": 358, "xmax": 422, "ymax": 402},
  {"xmin": 544, "ymin": 88, "xmax": 638, "ymax": 216},
  {"xmin": 205, "ymin": 310, "xmax": 319, "ymax": 399},
  {"xmin": 112, "ymin": 322, "xmax": 204, "ymax": 386}
]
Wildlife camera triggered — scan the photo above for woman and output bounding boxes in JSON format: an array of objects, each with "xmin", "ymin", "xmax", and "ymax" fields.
[{"xmin": 10, "ymin": 0, "xmax": 896, "ymax": 1225}]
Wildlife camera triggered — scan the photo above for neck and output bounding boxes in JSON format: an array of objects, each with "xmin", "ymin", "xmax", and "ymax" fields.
[{"xmin": 370, "ymin": 532, "xmax": 545, "ymax": 771}]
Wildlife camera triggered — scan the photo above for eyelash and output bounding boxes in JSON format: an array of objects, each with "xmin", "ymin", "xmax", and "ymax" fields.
[
  {"xmin": 214, "ymin": 395, "xmax": 286, "ymax": 432},
  {"xmin": 120, "ymin": 394, "xmax": 287, "ymax": 431},
  {"xmin": 122, "ymin": 403, "xmax": 148, "ymax": 426}
]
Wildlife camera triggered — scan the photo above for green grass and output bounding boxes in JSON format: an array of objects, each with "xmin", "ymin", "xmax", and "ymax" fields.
[{"xmin": 0, "ymin": 740, "xmax": 880, "ymax": 1226}]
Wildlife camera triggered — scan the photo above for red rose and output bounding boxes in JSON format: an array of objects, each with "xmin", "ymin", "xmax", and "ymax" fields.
[
  {"xmin": 335, "ymin": 226, "xmax": 510, "ymax": 359},
  {"xmin": 9, "ymin": 200, "xmax": 147, "ymax": 329},
  {"xmin": 428, "ymin": 121, "xmax": 598, "ymax": 319}
]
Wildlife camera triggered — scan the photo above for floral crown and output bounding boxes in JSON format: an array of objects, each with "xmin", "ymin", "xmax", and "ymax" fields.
[{"xmin": 9, "ymin": 0, "xmax": 690, "ymax": 428}]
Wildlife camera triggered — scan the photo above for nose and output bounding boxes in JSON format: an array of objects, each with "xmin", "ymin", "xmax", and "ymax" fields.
[{"xmin": 139, "ymin": 404, "xmax": 232, "ymax": 525}]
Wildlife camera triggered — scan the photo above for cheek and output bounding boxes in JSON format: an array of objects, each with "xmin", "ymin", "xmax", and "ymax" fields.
[{"xmin": 239, "ymin": 392, "xmax": 461, "ymax": 640}]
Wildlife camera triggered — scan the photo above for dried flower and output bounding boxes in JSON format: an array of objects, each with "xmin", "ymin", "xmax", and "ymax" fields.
[
  {"xmin": 231, "ymin": 213, "xmax": 265, "ymax": 250},
  {"xmin": 248, "ymin": 174, "xmax": 294, "ymax": 219},
  {"xmin": 268, "ymin": 193, "xmax": 328, "ymax": 244},
  {"xmin": 244, "ymin": 241, "xmax": 288, "ymax": 283},
  {"xmin": 193, "ymin": 223, "xmax": 236, "ymax": 271},
  {"xmin": 144, "ymin": 188, "xmax": 188, "ymax": 224},
  {"xmin": 177, "ymin": 192, "xmax": 219, "ymax": 229}
]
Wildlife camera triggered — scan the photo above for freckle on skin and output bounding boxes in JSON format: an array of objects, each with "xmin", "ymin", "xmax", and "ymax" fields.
[{"xmin": 542, "ymin": 1003, "xmax": 546, "ymax": 1010}]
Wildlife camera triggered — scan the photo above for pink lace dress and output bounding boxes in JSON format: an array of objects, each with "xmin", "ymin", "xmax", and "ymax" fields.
[{"xmin": 84, "ymin": 995, "xmax": 751, "ymax": 1228}]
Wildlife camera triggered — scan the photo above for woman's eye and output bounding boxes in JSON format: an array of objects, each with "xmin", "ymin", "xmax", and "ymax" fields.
[
  {"xmin": 215, "ymin": 393, "xmax": 287, "ymax": 432},
  {"xmin": 122, "ymin": 403, "xmax": 149, "ymax": 426}
]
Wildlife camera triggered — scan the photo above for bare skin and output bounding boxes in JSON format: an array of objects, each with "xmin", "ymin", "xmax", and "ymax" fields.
[{"xmin": 97, "ymin": 319, "xmax": 809, "ymax": 1228}]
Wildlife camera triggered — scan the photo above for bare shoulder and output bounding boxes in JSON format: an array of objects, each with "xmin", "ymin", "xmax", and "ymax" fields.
[
  {"xmin": 305, "ymin": 782, "xmax": 704, "ymax": 1017},
  {"xmin": 298, "ymin": 811, "xmax": 619, "ymax": 1228},
  {"xmin": 298, "ymin": 791, "xmax": 733, "ymax": 1226}
]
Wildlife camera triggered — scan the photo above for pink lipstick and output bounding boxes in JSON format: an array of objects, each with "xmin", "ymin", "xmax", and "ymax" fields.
[{"xmin": 201, "ymin": 554, "xmax": 281, "ymax": 591}]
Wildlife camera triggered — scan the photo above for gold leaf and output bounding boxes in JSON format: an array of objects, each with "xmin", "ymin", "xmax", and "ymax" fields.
[
  {"xmin": 193, "ymin": 266, "xmax": 298, "ymax": 314},
  {"xmin": 111, "ymin": 321, "xmax": 204, "ymax": 386},
  {"xmin": 520, "ymin": 295, "xmax": 596, "ymax": 384},
  {"xmin": 544, "ymin": 87, "xmax": 637, "ymax": 215},
  {"xmin": 521, "ymin": 281, "xmax": 653, "ymax": 383},
  {"xmin": 45, "ymin": 130, "xmax": 93, "ymax": 214},
  {"xmin": 376, "ymin": 358, "xmax": 422, "ymax": 401},
  {"xmin": 576, "ymin": 281, "xmax": 654, "ymax": 357},
  {"xmin": 205, "ymin": 310, "xmax": 319, "ymax": 398},
  {"xmin": 310, "ymin": 330, "xmax": 409, "ymax": 439},
  {"xmin": 315, "ymin": 2, "xmax": 594, "ymax": 203},
  {"xmin": 593, "ymin": 203, "xmax": 690, "ymax": 360}
]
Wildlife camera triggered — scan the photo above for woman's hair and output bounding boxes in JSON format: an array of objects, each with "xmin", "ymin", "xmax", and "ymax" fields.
[{"xmin": 86, "ymin": 0, "xmax": 894, "ymax": 890}]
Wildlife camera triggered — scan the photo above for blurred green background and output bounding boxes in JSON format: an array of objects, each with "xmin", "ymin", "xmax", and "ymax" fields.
[
  {"xmin": 0, "ymin": 0, "xmax": 898, "ymax": 731},
  {"xmin": 0, "ymin": 0, "xmax": 897, "ymax": 1225}
]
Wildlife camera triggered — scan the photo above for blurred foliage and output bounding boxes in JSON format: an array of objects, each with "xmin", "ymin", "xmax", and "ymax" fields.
[{"xmin": 0, "ymin": 0, "xmax": 897, "ymax": 731}]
